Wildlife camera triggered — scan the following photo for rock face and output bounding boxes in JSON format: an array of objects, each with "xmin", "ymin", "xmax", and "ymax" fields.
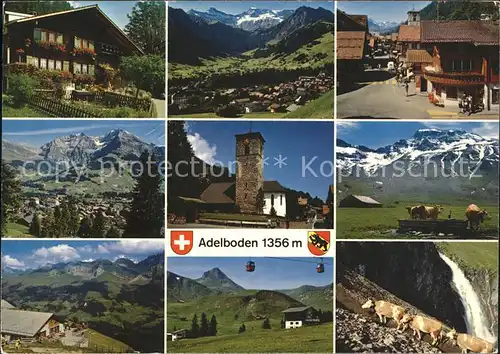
[
  {"xmin": 336, "ymin": 308, "xmax": 442, "ymax": 353},
  {"xmin": 337, "ymin": 242, "xmax": 467, "ymax": 332}
]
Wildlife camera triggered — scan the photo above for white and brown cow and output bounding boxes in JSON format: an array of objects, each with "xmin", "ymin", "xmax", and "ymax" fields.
[
  {"xmin": 361, "ymin": 299, "xmax": 406, "ymax": 330},
  {"xmin": 466, "ymin": 204, "xmax": 490, "ymax": 231},
  {"xmin": 425, "ymin": 205, "xmax": 443, "ymax": 220},
  {"xmin": 446, "ymin": 328, "xmax": 495, "ymax": 353},
  {"xmin": 401, "ymin": 314, "xmax": 444, "ymax": 346}
]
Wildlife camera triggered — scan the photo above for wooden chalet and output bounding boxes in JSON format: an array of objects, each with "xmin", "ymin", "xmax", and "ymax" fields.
[
  {"xmin": 281, "ymin": 306, "xmax": 320, "ymax": 329},
  {"xmin": 336, "ymin": 10, "xmax": 368, "ymax": 79},
  {"xmin": 3, "ymin": 5, "xmax": 143, "ymax": 86}
]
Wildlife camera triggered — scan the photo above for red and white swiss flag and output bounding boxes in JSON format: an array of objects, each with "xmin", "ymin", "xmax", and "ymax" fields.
[{"xmin": 170, "ymin": 231, "xmax": 194, "ymax": 255}]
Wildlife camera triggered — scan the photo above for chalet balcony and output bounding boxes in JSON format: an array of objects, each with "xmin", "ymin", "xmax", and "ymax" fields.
[{"xmin": 423, "ymin": 69, "xmax": 486, "ymax": 86}]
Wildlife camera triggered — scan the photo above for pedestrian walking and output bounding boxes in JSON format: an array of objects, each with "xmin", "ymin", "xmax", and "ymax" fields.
[{"xmin": 405, "ymin": 81, "xmax": 409, "ymax": 97}]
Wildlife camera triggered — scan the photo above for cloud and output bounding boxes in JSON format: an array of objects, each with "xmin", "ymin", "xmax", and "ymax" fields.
[
  {"xmin": 336, "ymin": 121, "xmax": 360, "ymax": 135},
  {"xmin": 422, "ymin": 122, "xmax": 464, "ymax": 130},
  {"xmin": 81, "ymin": 259, "xmax": 94, "ymax": 263},
  {"xmin": 96, "ymin": 240, "xmax": 164, "ymax": 255},
  {"xmin": 77, "ymin": 245, "xmax": 93, "ymax": 253},
  {"xmin": 32, "ymin": 244, "xmax": 80, "ymax": 264},
  {"xmin": 2, "ymin": 255, "xmax": 26, "ymax": 269},
  {"xmin": 187, "ymin": 132, "xmax": 217, "ymax": 165},
  {"xmin": 3, "ymin": 124, "xmax": 142, "ymax": 137},
  {"xmin": 472, "ymin": 122, "xmax": 499, "ymax": 139}
]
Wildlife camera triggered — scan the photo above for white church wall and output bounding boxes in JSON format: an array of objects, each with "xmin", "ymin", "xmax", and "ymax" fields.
[{"xmin": 263, "ymin": 192, "xmax": 286, "ymax": 217}]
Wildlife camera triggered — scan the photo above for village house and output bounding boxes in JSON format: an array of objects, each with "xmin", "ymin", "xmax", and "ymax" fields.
[
  {"xmin": 339, "ymin": 194, "xmax": 382, "ymax": 208},
  {"xmin": 421, "ymin": 19, "xmax": 499, "ymax": 110},
  {"xmin": 281, "ymin": 306, "xmax": 320, "ymax": 329},
  {"xmin": 167, "ymin": 329, "xmax": 187, "ymax": 342},
  {"xmin": 3, "ymin": 5, "xmax": 143, "ymax": 90},
  {"xmin": 1, "ymin": 300, "xmax": 65, "ymax": 342}
]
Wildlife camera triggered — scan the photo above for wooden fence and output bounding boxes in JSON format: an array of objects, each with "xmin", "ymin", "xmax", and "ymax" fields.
[
  {"xmin": 27, "ymin": 95, "xmax": 101, "ymax": 118},
  {"xmin": 93, "ymin": 91, "xmax": 155, "ymax": 114}
]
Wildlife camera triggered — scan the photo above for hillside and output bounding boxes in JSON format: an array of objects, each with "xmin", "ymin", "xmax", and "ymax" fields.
[
  {"xmin": 195, "ymin": 267, "xmax": 245, "ymax": 292},
  {"xmin": 419, "ymin": 0, "xmax": 499, "ymax": 20},
  {"xmin": 279, "ymin": 283, "xmax": 334, "ymax": 311},
  {"xmin": 285, "ymin": 89, "xmax": 334, "ymax": 119},
  {"xmin": 2, "ymin": 254, "xmax": 165, "ymax": 353}
]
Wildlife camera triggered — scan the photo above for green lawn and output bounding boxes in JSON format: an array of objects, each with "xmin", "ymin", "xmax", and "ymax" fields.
[
  {"xmin": 167, "ymin": 323, "xmax": 333, "ymax": 353},
  {"xmin": 285, "ymin": 89, "xmax": 334, "ymax": 119},
  {"xmin": 86, "ymin": 329, "xmax": 134, "ymax": 353},
  {"xmin": 336, "ymin": 204, "xmax": 499, "ymax": 239},
  {"xmin": 2, "ymin": 103, "xmax": 44, "ymax": 117},
  {"xmin": 3, "ymin": 222, "xmax": 32, "ymax": 237},
  {"xmin": 436, "ymin": 242, "xmax": 499, "ymax": 272}
]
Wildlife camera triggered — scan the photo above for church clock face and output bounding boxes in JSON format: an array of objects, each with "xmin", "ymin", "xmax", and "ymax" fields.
[{"xmin": 243, "ymin": 138, "xmax": 249, "ymax": 146}]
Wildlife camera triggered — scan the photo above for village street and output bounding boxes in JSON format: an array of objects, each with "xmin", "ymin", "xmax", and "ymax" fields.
[{"xmin": 337, "ymin": 70, "xmax": 499, "ymax": 119}]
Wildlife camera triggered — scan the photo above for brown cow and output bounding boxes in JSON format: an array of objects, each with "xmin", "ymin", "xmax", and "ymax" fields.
[
  {"xmin": 406, "ymin": 205, "xmax": 426, "ymax": 219},
  {"xmin": 424, "ymin": 205, "xmax": 443, "ymax": 220},
  {"xmin": 401, "ymin": 314, "xmax": 444, "ymax": 346},
  {"xmin": 466, "ymin": 204, "xmax": 490, "ymax": 231},
  {"xmin": 361, "ymin": 299, "xmax": 406, "ymax": 330},
  {"xmin": 446, "ymin": 329, "xmax": 494, "ymax": 353}
]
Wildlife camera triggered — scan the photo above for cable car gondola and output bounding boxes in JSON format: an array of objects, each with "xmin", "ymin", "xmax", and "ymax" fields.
[
  {"xmin": 316, "ymin": 258, "xmax": 324, "ymax": 273},
  {"xmin": 246, "ymin": 260, "xmax": 255, "ymax": 272}
]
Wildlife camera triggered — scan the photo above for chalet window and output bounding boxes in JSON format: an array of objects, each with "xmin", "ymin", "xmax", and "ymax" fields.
[
  {"xmin": 41, "ymin": 31, "xmax": 48, "ymax": 42},
  {"xmin": 55, "ymin": 60, "xmax": 62, "ymax": 70},
  {"xmin": 74, "ymin": 36, "xmax": 81, "ymax": 48},
  {"xmin": 34, "ymin": 28, "xmax": 41, "ymax": 41},
  {"xmin": 63, "ymin": 61, "xmax": 70, "ymax": 72},
  {"xmin": 48, "ymin": 33, "xmax": 55, "ymax": 42},
  {"xmin": 82, "ymin": 64, "xmax": 88, "ymax": 74},
  {"xmin": 89, "ymin": 64, "xmax": 95, "ymax": 75},
  {"xmin": 56, "ymin": 34, "xmax": 63, "ymax": 44},
  {"xmin": 27, "ymin": 56, "xmax": 38, "ymax": 67},
  {"xmin": 74, "ymin": 36, "xmax": 94, "ymax": 49},
  {"xmin": 40, "ymin": 58, "xmax": 47, "ymax": 69},
  {"xmin": 280, "ymin": 194, "xmax": 283, "ymax": 206},
  {"xmin": 271, "ymin": 194, "xmax": 275, "ymax": 206},
  {"xmin": 451, "ymin": 59, "xmax": 473, "ymax": 72},
  {"xmin": 74, "ymin": 63, "xmax": 82, "ymax": 73},
  {"xmin": 48, "ymin": 59, "xmax": 55, "ymax": 70},
  {"xmin": 493, "ymin": 89, "xmax": 499, "ymax": 104}
]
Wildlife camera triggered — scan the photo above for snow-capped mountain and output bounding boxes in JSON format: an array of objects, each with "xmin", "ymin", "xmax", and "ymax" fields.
[
  {"xmin": 187, "ymin": 7, "xmax": 294, "ymax": 31},
  {"xmin": 3, "ymin": 129, "xmax": 164, "ymax": 165},
  {"xmin": 368, "ymin": 18, "xmax": 400, "ymax": 32},
  {"xmin": 337, "ymin": 129, "xmax": 499, "ymax": 175}
]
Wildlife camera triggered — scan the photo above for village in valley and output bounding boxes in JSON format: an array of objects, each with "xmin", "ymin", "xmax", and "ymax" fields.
[
  {"xmin": 168, "ymin": 1, "xmax": 334, "ymax": 118},
  {"xmin": 1, "ymin": 120, "xmax": 165, "ymax": 238},
  {"xmin": 336, "ymin": 1, "xmax": 499, "ymax": 119},
  {"xmin": 168, "ymin": 121, "xmax": 334, "ymax": 229},
  {"xmin": 1, "ymin": 240, "xmax": 165, "ymax": 353},
  {"xmin": 167, "ymin": 257, "xmax": 333, "ymax": 352}
]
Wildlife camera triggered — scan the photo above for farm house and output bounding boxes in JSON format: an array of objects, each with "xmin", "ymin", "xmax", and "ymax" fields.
[
  {"xmin": 1, "ymin": 301, "xmax": 65, "ymax": 342},
  {"xmin": 339, "ymin": 194, "xmax": 382, "ymax": 208},
  {"xmin": 281, "ymin": 306, "xmax": 320, "ymax": 329}
]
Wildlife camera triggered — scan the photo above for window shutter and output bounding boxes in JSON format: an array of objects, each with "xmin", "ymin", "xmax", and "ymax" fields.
[
  {"xmin": 57, "ymin": 34, "xmax": 63, "ymax": 44},
  {"xmin": 63, "ymin": 61, "xmax": 70, "ymax": 72},
  {"xmin": 89, "ymin": 64, "xmax": 95, "ymax": 75},
  {"xmin": 34, "ymin": 28, "xmax": 41, "ymax": 40}
]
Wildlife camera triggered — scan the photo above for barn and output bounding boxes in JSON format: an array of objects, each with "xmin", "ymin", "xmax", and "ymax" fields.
[
  {"xmin": 281, "ymin": 306, "xmax": 320, "ymax": 329},
  {"xmin": 339, "ymin": 194, "xmax": 382, "ymax": 208},
  {"xmin": 1, "ymin": 301, "xmax": 65, "ymax": 341}
]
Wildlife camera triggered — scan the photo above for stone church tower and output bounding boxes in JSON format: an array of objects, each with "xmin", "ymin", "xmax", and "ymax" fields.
[{"xmin": 235, "ymin": 132, "xmax": 265, "ymax": 214}]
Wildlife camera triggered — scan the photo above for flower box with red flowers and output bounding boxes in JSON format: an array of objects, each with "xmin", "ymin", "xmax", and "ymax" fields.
[
  {"xmin": 35, "ymin": 40, "xmax": 67, "ymax": 53},
  {"xmin": 16, "ymin": 48, "xmax": 25, "ymax": 55},
  {"xmin": 71, "ymin": 47, "xmax": 96, "ymax": 57}
]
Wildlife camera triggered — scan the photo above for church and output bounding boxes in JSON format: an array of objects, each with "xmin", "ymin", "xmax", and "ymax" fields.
[{"xmin": 199, "ymin": 131, "xmax": 287, "ymax": 217}]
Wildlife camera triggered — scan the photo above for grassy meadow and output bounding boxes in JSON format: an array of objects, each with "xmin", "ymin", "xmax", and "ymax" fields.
[
  {"xmin": 336, "ymin": 204, "xmax": 499, "ymax": 239},
  {"xmin": 167, "ymin": 322, "xmax": 333, "ymax": 353},
  {"xmin": 436, "ymin": 242, "xmax": 499, "ymax": 273}
]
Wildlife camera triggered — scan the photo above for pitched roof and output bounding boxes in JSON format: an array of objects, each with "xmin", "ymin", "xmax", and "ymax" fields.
[
  {"xmin": 349, "ymin": 15, "xmax": 368, "ymax": 29},
  {"xmin": 263, "ymin": 180, "xmax": 286, "ymax": 193},
  {"xmin": 1, "ymin": 300, "xmax": 15, "ymax": 309},
  {"xmin": 200, "ymin": 182, "xmax": 235, "ymax": 204},
  {"xmin": 352, "ymin": 195, "xmax": 381, "ymax": 205},
  {"xmin": 421, "ymin": 20, "xmax": 499, "ymax": 45},
  {"xmin": 1, "ymin": 308, "xmax": 53, "ymax": 337},
  {"xmin": 337, "ymin": 31, "xmax": 366, "ymax": 60},
  {"xmin": 337, "ymin": 10, "xmax": 368, "ymax": 31},
  {"xmin": 406, "ymin": 49, "xmax": 433, "ymax": 63},
  {"xmin": 6, "ymin": 5, "xmax": 144, "ymax": 54},
  {"xmin": 398, "ymin": 25, "xmax": 420, "ymax": 42},
  {"xmin": 282, "ymin": 306, "xmax": 312, "ymax": 313}
]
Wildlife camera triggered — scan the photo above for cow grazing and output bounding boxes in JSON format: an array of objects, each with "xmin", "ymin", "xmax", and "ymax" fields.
[
  {"xmin": 401, "ymin": 314, "xmax": 444, "ymax": 346},
  {"xmin": 425, "ymin": 205, "xmax": 443, "ymax": 220},
  {"xmin": 446, "ymin": 329, "xmax": 494, "ymax": 353},
  {"xmin": 466, "ymin": 204, "xmax": 490, "ymax": 231},
  {"xmin": 361, "ymin": 300, "xmax": 406, "ymax": 330}
]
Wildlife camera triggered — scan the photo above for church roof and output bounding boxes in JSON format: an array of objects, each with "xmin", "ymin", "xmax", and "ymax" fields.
[
  {"xmin": 235, "ymin": 132, "xmax": 265, "ymax": 143},
  {"xmin": 200, "ymin": 182, "xmax": 235, "ymax": 204},
  {"xmin": 263, "ymin": 181, "xmax": 286, "ymax": 193}
]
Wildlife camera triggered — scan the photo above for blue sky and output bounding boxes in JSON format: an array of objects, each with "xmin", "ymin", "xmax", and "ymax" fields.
[
  {"xmin": 183, "ymin": 121, "xmax": 334, "ymax": 201},
  {"xmin": 0, "ymin": 240, "xmax": 164, "ymax": 270},
  {"xmin": 168, "ymin": 257, "xmax": 333, "ymax": 289},
  {"xmin": 2, "ymin": 120, "xmax": 165, "ymax": 147},
  {"xmin": 169, "ymin": 1, "xmax": 333, "ymax": 14},
  {"xmin": 337, "ymin": 121, "xmax": 499, "ymax": 149},
  {"xmin": 337, "ymin": 1, "xmax": 431, "ymax": 22},
  {"xmin": 73, "ymin": 1, "xmax": 147, "ymax": 29}
]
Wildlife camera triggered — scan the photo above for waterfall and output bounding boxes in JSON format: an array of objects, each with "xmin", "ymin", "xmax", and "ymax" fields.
[{"xmin": 439, "ymin": 252, "xmax": 496, "ymax": 343}]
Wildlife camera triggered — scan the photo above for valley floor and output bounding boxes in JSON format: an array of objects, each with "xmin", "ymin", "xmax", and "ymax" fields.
[
  {"xmin": 336, "ymin": 205, "xmax": 499, "ymax": 239},
  {"xmin": 167, "ymin": 323, "xmax": 333, "ymax": 353}
]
